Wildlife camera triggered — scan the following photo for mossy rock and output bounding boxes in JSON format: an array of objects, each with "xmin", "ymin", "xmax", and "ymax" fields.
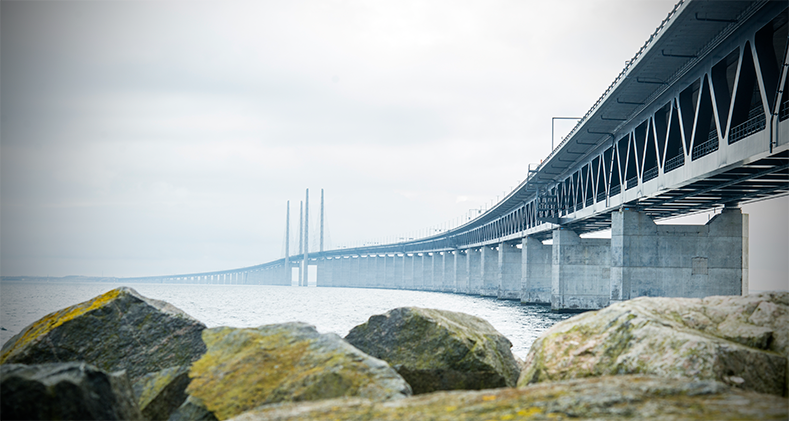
[
  {"xmin": 132, "ymin": 365, "xmax": 191, "ymax": 420},
  {"xmin": 227, "ymin": 375, "xmax": 789, "ymax": 421},
  {"xmin": 185, "ymin": 322, "xmax": 411, "ymax": 420},
  {"xmin": 0, "ymin": 286, "xmax": 207, "ymax": 383},
  {"xmin": 345, "ymin": 307, "xmax": 520, "ymax": 394},
  {"xmin": 0, "ymin": 362, "xmax": 143, "ymax": 420},
  {"xmin": 519, "ymin": 292, "xmax": 789, "ymax": 397}
]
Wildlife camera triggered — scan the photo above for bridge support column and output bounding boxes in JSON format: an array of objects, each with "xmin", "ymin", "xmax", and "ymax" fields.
[
  {"xmin": 552, "ymin": 229, "xmax": 611, "ymax": 311},
  {"xmin": 339, "ymin": 257, "xmax": 349, "ymax": 287},
  {"xmin": 432, "ymin": 253, "xmax": 443, "ymax": 291},
  {"xmin": 422, "ymin": 254, "xmax": 433, "ymax": 290},
  {"xmin": 372, "ymin": 255, "xmax": 382, "ymax": 288},
  {"xmin": 363, "ymin": 256, "xmax": 373, "ymax": 288},
  {"xmin": 316, "ymin": 258, "xmax": 330, "ymax": 287},
  {"xmin": 521, "ymin": 237, "xmax": 552, "ymax": 304},
  {"xmin": 350, "ymin": 256, "xmax": 360, "ymax": 287},
  {"xmin": 412, "ymin": 254, "xmax": 423, "ymax": 289},
  {"xmin": 378, "ymin": 255, "xmax": 388, "ymax": 288},
  {"xmin": 454, "ymin": 250, "xmax": 468, "ymax": 293},
  {"xmin": 384, "ymin": 255, "xmax": 395, "ymax": 289},
  {"xmin": 611, "ymin": 208, "xmax": 748, "ymax": 302},
  {"xmin": 497, "ymin": 242, "xmax": 521, "ymax": 300},
  {"xmin": 480, "ymin": 246, "xmax": 498, "ymax": 297},
  {"xmin": 442, "ymin": 252, "xmax": 455, "ymax": 292},
  {"xmin": 467, "ymin": 248, "xmax": 482, "ymax": 294},
  {"xmin": 329, "ymin": 258, "xmax": 338, "ymax": 287},
  {"xmin": 404, "ymin": 254, "xmax": 415, "ymax": 289},
  {"xmin": 393, "ymin": 254, "xmax": 403, "ymax": 289}
]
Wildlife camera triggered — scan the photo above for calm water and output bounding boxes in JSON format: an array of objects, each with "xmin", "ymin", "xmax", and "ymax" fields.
[{"xmin": 0, "ymin": 282, "xmax": 572, "ymax": 359}]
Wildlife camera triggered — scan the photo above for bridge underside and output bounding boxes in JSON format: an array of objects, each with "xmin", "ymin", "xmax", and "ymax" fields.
[{"xmin": 559, "ymin": 150, "xmax": 789, "ymax": 239}]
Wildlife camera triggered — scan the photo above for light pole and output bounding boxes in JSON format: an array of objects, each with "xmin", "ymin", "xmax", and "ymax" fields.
[{"xmin": 551, "ymin": 117, "xmax": 582, "ymax": 151}]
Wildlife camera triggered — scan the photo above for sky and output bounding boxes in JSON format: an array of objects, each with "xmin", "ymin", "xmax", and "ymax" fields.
[{"xmin": 1, "ymin": 0, "xmax": 787, "ymax": 291}]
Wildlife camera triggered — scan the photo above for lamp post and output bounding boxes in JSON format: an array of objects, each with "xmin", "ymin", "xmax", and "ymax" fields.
[{"xmin": 551, "ymin": 117, "xmax": 582, "ymax": 151}]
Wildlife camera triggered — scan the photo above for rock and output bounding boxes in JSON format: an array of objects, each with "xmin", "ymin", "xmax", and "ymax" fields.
[
  {"xmin": 132, "ymin": 365, "xmax": 191, "ymax": 420},
  {"xmin": 227, "ymin": 375, "xmax": 789, "ymax": 421},
  {"xmin": 169, "ymin": 396, "xmax": 219, "ymax": 421},
  {"xmin": 0, "ymin": 362, "xmax": 143, "ymax": 420},
  {"xmin": 185, "ymin": 322, "xmax": 411, "ymax": 420},
  {"xmin": 0, "ymin": 286, "xmax": 207, "ymax": 383},
  {"xmin": 345, "ymin": 307, "xmax": 520, "ymax": 394},
  {"xmin": 518, "ymin": 292, "xmax": 789, "ymax": 396}
]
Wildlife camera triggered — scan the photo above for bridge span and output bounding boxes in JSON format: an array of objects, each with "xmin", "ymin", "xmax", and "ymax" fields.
[{"xmin": 125, "ymin": 0, "xmax": 789, "ymax": 311}]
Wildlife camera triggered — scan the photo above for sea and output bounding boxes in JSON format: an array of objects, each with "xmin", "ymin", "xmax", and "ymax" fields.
[{"xmin": 0, "ymin": 282, "xmax": 573, "ymax": 359}]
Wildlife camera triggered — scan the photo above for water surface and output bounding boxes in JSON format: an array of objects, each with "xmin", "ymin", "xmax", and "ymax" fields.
[{"xmin": 0, "ymin": 282, "xmax": 572, "ymax": 359}]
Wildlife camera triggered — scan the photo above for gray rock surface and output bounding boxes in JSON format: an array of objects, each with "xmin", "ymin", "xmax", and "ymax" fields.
[
  {"xmin": 0, "ymin": 362, "xmax": 143, "ymax": 420},
  {"xmin": 169, "ymin": 396, "xmax": 219, "ymax": 421},
  {"xmin": 345, "ymin": 307, "xmax": 520, "ymax": 394},
  {"xmin": 228, "ymin": 375, "xmax": 788, "ymax": 421},
  {"xmin": 133, "ymin": 365, "xmax": 191, "ymax": 420},
  {"xmin": 0, "ymin": 286, "xmax": 207, "ymax": 383},
  {"xmin": 519, "ymin": 292, "xmax": 789, "ymax": 396}
]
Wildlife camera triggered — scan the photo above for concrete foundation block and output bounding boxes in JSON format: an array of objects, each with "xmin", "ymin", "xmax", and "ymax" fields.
[
  {"xmin": 497, "ymin": 242, "xmax": 521, "ymax": 300},
  {"xmin": 552, "ymin": 229, "xmax": 611, "ymax": 311},
  {"xmin": 481, "ymin": 246, "xmax": 498, "ymax": 297},
  {"xmin": 521, "ymin": 237, "xmax": 552, "ymax": 304},
  {"xmin": 610, "ymin": 208, "xmax": 747, "ymax": 302},
  {"xmin": 467, "ymin": 249, "xmax": 482, "ymax": 295}
]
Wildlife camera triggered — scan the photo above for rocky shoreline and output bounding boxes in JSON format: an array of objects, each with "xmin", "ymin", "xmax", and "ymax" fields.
[{"xmin": 1, "ymin": 287, "xmax": 787, "ymax": 420}]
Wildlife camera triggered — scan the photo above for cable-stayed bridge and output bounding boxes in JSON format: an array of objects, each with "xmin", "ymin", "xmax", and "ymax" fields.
[{"xmin": 125, "ymin": 0, "xmax": 789, "ymax": 311}]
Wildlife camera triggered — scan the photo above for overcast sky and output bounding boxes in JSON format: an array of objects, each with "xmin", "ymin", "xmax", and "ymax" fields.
[{"xmin": 1, "ymin": 0, "xmax": 786, "ymax": 291}]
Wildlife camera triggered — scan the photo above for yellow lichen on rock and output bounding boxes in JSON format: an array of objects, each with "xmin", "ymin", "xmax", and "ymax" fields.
[
  {"xmin": 0, "ymin": 286, "xmax": 206, "ymax": 382},
  {"xmin": 227, "ymin": 375, "xmax": 789, "ymax": 421},
  {"xmin": 0, "ymin": 288, "xmax": 123, "ymax": 363},
  {"xmin": 185, "ymin": 322, "xmax": 411, "ymax": 420}
]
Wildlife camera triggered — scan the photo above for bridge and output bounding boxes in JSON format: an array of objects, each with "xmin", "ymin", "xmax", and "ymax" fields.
[{"xmin": 125, "ymin": 0, "xmax": 789, "ymax": 311}]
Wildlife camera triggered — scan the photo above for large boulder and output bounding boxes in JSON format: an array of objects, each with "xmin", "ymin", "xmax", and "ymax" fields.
[
  {"xmin": 345, "ymin": 307, "xmax": 520, "ymax": 394},
  {"xmin": 228, "ymin": 375, "xmax": 789, "ymax": 421},
  {"xmin": 184, "ymin": 322, "xmax": 411, "ymax": 420},
  {"xmin": 0, "ymin": 286, "xmax": 207, "ymax": 383},
  {"xmin": 0, "ymin": 362, "xmax": 143, "ymax": 420},
  {"xmin": 519, "ymin": 292, "xmax": 789, "ymax": 396},
  {"xmin": 132, "ymin": 365, "xmax": 191, "ymax": 420}
]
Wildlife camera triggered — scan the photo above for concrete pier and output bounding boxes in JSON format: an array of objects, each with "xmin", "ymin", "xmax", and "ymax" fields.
[
  {"xmin": 316, "ymin": 258, "xmax": 330, "ymax": 287},
  {"xmin": 423, "ymin": 254, "xmax": 433, "ymax": 291},
  {"xmin": 497, "ymin": 242, "xmax": 521, "ymax": 299},
  {"xmin": 412, "ymin": 254, "xmax": 423, "ymax": 290},
  {"xmin": 455, "ymin": 250, "xmax": 469, "ymax": 294},
  {"xmin": 610, "ymin": 208, "xmax": 748, "ymax": 302},
  {"xmin": 551, "ymin": 229, "xmax": 611, "ymax": 311},
  {"xmin": 431, "ymin": 253, "xmax": 442, "ymax": 291},
  {"xmin": 442, "ymin": 252, "xmax": 455, "ymax": 292},
  {"xmin": 403, "ymin": 254, "xmax": 415, "ymax": 289},
  {"xmin": 350, "ymin": 256, "xmax": 360, "ymax": 288},
  {"xmin": 393, "ymin": 254, "xmax": 403, "ymax": 289},
  {"xmin": 521, "ymin": 237, "xmax": 552, "ymax": 304},
  {"xmin": 467, "ymin": 248, "xmax": 482, "ymax": 295},
  {"xmin": 480, "ymin": 246, "xmax": 498, "ymax": 297}
]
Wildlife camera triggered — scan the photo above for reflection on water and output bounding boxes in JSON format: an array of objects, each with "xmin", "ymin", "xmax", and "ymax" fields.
[{"xmin": 0, "ymin": 282, "xmax": 573, "ymax": 358}]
